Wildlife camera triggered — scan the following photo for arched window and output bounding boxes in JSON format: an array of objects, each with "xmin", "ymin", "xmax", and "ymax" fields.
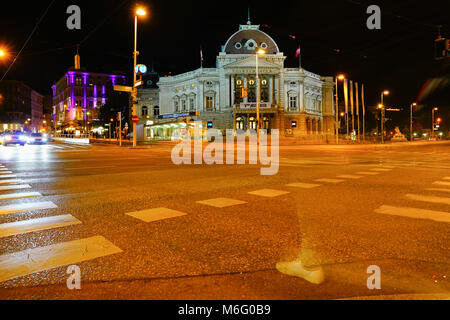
[
  {"xmin": 153, "ymin": 106, "xmax": 160, "ymax": 117},
  {"xmin": 142, "ymin": 106, "xmax": 148, "ymax": 116}
]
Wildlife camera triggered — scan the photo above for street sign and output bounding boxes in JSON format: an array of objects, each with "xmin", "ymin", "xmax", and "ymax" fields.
[
  {"xmin": 158, "ymin": 111, "xmax": 199, "ymax": 119},
  {"xmin": 132, "ymin": 115, "xmax": 140, "ymax": 123},
  {"xmin": 114, "ymin": 85, "xmax": 133, "ymax": 93}
]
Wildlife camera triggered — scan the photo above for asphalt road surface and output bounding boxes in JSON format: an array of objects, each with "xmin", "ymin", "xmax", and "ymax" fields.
[{"xmin": 0, "ymin": 140, "xmax": 449, "ymax": 300}]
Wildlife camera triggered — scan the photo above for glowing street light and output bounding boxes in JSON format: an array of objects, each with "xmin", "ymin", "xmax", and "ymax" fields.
[
  {"xmin": 131, "ymin": 6, "xmax": 148, "ymax": 148},
  {"xmin": 380, "ymin": 90, "xmax": 390, "ymax": 144},
  {"xmin": 335, "ymin": 74, "xmax": 345, "ymax": 144},
  {"xmin": 255, "ymin": 48, "xmax": 265, "ymax": 143},
  {"xmin": 0, "ymin": 49, "xmax": 5, "ymax": 57},
  {"xmin": 410, "ymin": 102, "xmax": 417, "ymax": 141},
  {"xmin": 136, "ymin": 8, "xmax": 146, "ymax": 16}
]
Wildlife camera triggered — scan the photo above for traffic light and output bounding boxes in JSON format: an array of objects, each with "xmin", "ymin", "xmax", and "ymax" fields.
[{"xmin": 436, "ymin": 117, "xmax": 442, "ymax": 124}]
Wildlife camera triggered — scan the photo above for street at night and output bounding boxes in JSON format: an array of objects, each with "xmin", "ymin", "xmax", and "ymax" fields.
[
  {"xmin": 1, "ymin": 0, "xmax": 450, "ymax": 308},
  {"xmin": 0, "ymin": 140, "xmax": 448, "ymax": 300}
]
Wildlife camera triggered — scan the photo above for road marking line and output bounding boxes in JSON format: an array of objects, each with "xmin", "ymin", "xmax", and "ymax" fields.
[
  {"xmin": 0, "ymin": 236, "xmax": 122, "ymax": 283},
  {"xmin": 0, "ymin": 184, "xmax": 32, "ymax": 192},
  {"xmin": 248, "ymin": 189, "xmax": 290, "ymax": 198},
  {"xmin": 0, "ymin": 175, "xmax": 17, "ymax": 179},
  {"xmin": 314, "ymin": 178, "xmax": 345, "ymax": 184},
  {"xmin": 286, "ymin": 182, "xmax": 321, "ymax": 189},
  {"xmin": 197, "ymin": 198, "xmax": 246, "ymax": 208},
  {"xmin": 65, "ymin": 166, "xmax": 115, "ymax": 170},
  {"xmin": 370, "ymin": 168, "xmax": 392, "ymax": 172},
  {"xmin": 0, "ymin": 170, "xmax": 13, "ymax": 173},
  {"xmin": 0, "ymin": 214, "xmax": 81, "ymax": 238},
  {"xmin": 433, "ymin": 181, "xmax": 450, "ymax": 187},
  {"xmin": 356, "ymin": 172, "xmax": 380, "ymax": 176},
  {"xmin": 126, "ymin": 207, "xmax": 187, "ymax": 222},
  {"xmin": 374, "ymin": 205, "xmax": 450, "ymax": 223},
  {"xmin": 405, "ymin": 194, "xmax": 450, "ymax": 205},
  {"xmin": 0, "ymin": 192, "xmax": 41, "ymax": 201},
  {"xmin": 0, "ymin": 180, "xmax": 23, "ymax": 185},
  {"xmin": 0, "ymin": 201, "xmax": 57, "ymax": 215},
  {"xmin": 337, "ymin": 175, "xmax": 363, "ymax": 179},
  {"xmin": 426, "ymin": 188, "xmax": 450, "ymax": 193}
]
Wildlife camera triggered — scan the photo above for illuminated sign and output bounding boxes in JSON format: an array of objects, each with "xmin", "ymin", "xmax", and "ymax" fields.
[
  {"xmin": 158, "ymin": 111, "xmax": 199, "ymax": 119},
  {"xmin": 135, "ymin": 64, "xmax": 147, "ymax": 74}
]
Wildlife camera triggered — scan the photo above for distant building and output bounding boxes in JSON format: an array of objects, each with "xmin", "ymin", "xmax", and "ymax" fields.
[
  {"xmin": 143, "ymin": 18, "xmax": 335, "ymax": 141},
  {"xmin": 51, "ymin": 53, "xmax": 126, "ymax": 134},
  {"xmin": 0, "ymin": 80, "xmax": 43, "ymax": 132},
  {"xmin": 136, "ymin": 68, "xmax": 160, "ymax": 141}
]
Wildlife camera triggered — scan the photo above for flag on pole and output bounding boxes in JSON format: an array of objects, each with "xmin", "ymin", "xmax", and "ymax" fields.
[
  {"xmin": 295, "ymin": 45, "xmax": 301, "ymax": 68},
  {"xmin": 295, "ymin": 46, "xmax": 301, "ymax": 58},
  {"xmin": 200, "ymin": 46, "xmax": 204, "ymax": 68}
]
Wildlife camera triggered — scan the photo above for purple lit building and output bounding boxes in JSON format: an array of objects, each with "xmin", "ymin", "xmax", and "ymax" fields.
[{"xmin": 52, "ymin": 54, "xmax": 126, "ymax": 133}]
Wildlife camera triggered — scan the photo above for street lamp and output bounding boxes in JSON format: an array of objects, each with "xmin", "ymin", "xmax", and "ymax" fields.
[
  {"xmin": 0, "ymin": 49, "xmax": 5, "ymax": 58},
  {"xmin": 335, "ymin": 74, "xmax": 345, "ymax": 144},
  {"xmin": 255, "ymin": 48, "xmax": 265, "ymax": 143},
  {"xmin": 432, "ymin": 107, "xmax": 438, "ymax": 138},
  {"xmin": 410, "ymin": 102, "xmax": 417, "ymax": 142},
  {"xmin": 380, "ymin": 90, "xmax": 390, "ymax": 144},
  {"xmin": 131, "ymin": 6, "xmax": 147, "ymax": 148}
]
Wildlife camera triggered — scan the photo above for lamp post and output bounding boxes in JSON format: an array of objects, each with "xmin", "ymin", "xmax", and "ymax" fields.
[
  {"xmin": 410, "ymin": 103, "xmax": 416, "ymax": 142},
  {"xmin": 255, "ymin": 48, "xmax": 265, "ymax": 143},
  {"xmin": 432, "ymin": 107, "xmax": 438, "ymax": 138},
  {"xmin": 335, "ymin": 74, "xmax": 345, "ymax": 144},
  {"xmin": 380, "ymin": 90, "xmax": 390, "ymax": 144},
  {"xmin": 131, "ymin": 7, "xmax": 146, "ymax": 148}
]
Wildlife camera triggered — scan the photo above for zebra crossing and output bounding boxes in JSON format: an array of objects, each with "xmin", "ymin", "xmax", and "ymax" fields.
[
  {"xmin": 0, "ymin": 162, "xmax": 122, "ymax": 284},
  {"xmin": 373, "ymin": 178, "xmax": 450, "ymax": 224}
]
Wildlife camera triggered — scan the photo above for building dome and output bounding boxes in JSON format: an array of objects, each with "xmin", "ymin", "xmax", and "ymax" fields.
[{"xmin": 223, "ymin": 24, "xmax": 280, "ymax": 55}]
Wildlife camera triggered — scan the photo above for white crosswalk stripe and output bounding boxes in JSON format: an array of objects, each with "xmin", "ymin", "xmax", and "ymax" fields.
[
  {"xmin": 0, "ymin": 201, "xmax": 57, "ymax": 215},
  {"xmin": 375, "ymin": 205, "xmax": 450, "ymax": 223},
  {"xmin": 0, "ymin": 184, "xmax": 31, "ymax": 192},
  {"xmin": 0, "ymin": 192, "xmax": 41, "ymax": 201},
  {"xmin": 0, "ymin": 214, "xmax": 81, "ymax": 238},
  {"xmin": 0, "ymin": 236, "xmax": 122, "ymax": 283},
  {"xmin": 405, "ymin": 194, "xmax": 450, "ymax": 205}
]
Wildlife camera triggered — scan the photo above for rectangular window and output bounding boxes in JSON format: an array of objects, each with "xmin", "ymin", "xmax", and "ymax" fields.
[
  {"xmin": 182, "ymin": 100, "xmax": 186, "ymax": 111},
  {"xmin": 189, "ymin": 98, "xmax": 194, "ymax": 110},
  {"xmin": 289, "ymin": 96, "xmax": 297, "ymax": 111},
  {"xmin": 205, "ymin": 96, "xmax": 214, "ymax": 110},
  {"xmin": 174, "ymin": 101, "xmax": 179, "ymax": 112}
]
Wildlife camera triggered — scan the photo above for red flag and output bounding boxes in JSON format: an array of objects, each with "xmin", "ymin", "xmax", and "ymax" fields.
[{"xmin": 295, "ymin": 46, "xmax": 301, "ymax": 58}]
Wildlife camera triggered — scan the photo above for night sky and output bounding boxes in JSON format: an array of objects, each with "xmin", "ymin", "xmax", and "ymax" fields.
[{"xmin": 0, "ymin": 0, "xmax": 449, "ymax": 130}]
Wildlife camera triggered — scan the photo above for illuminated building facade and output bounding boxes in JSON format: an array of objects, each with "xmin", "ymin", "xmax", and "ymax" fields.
[
  {"xmin": 154, "ymin": 19, "xmax": 335, "ymax": 140},
  {"xmin": 51, "ymin": 61, "xmax": 126, "ymax": 133}
]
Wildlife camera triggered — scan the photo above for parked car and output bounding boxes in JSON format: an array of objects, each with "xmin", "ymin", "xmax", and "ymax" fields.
[{"xmin": 0, "ymin": 131, "xmax": 29, "ymax": 146}]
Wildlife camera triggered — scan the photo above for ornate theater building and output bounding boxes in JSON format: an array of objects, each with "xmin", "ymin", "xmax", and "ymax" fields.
[{"xmin": 141, "ymin": 19, "xmax": 335, "ymax": 141}]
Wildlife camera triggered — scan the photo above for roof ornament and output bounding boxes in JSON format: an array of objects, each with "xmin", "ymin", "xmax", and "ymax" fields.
[{"xmin": 247, "ymin": 7, "xmax": 251, "ymax": 25}]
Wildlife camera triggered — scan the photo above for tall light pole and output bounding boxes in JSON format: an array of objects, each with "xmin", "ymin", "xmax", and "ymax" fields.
[
  {"xmin": 432, "ymin": 107, "xmax": 438, "ymax": 138},
  {"xmin": 380, "ymin": 90, "xmax": 390, "ymax": 144},
  {"xmin": 256, "ymin": 48, "xmax": 265, "ymax": 143},
  {"xmin": 410, "ymin": 102, "xmax": 416, "ymax": 142},
  {"xmin": 335, "ymin": 74, "xmax": 345, "ymax": 144},
  {"xmin": 131, "ymin": 7, "xmax": 146, "ymax": 148}
]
